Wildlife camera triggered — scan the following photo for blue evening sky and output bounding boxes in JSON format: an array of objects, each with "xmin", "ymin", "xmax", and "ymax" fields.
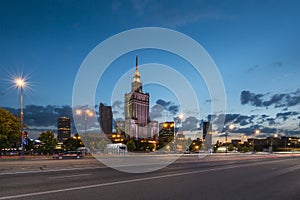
[{"xmin": 1, "ymin": 0, "xmax": 300, "ymax": 134}]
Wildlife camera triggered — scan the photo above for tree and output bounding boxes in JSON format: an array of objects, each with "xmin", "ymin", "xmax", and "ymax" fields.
[
  {"xmin": 64, "ymin": 133, "xmax": 84, "ymax": 151},
  {"xmin": 228, "ymin": 144, "xmax": 234, "ymax": 152},
  {"xmin": 38, "ymin": 130, "xmax": 57, "ymax": 154},
  {"xmin": 0, "ymin": 108, "xmax": 20, "ymax": 149},
  {"xmin": 126, "ymin": 139, "xmax": 136, "ymax": 151}
]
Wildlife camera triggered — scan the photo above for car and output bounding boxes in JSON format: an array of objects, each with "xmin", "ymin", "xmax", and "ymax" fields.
[
  {"xmin": 4, "ymin": 151, "xmax": 19, "ymax": 156},
  {"xmin": 53, "ymin": 151, "xmax": 83, "ymax": 159}
]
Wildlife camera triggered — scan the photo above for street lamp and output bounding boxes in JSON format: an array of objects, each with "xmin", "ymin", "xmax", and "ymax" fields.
[
  {"xmin": 252, "ymin": 129, "xmax": 260, "ymax": 154},
  {"xmin": 14, "ymin": 77, "xmax": 26, "ymax": 153},
  {"xmin": 76, "ymin": 109, "xmax": 93, "ymax": 133}
]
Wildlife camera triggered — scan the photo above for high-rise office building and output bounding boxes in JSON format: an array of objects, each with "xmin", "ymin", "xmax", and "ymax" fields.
[
  {"xmin": 99, "ymin": 103, "xmax": 113, "ymax": 134},
  {"xmin": 57, "ymin": 116, "xmax": 71, "ymax": 142},
  {"xmin": 203, "ymin": 121, "xmax": 212, "ymax": 149},
  {"xmin": 158, "ymin": 122, "xmax": 175, "ymax": 149}
]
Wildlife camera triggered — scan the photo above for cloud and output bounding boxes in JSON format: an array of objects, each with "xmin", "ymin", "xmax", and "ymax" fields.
[
  {"xmin": 112, "ymin": 100, "xmax": 124, "ymax": 109},
  {"xmin": 201, "ymin": 112, "xmax": 300, "ymax": 137},
  {"xmin": 240, "ymin": 89, "xmax": 300, "ymax": 108},
  {"xmin": 266, "ymin": 118, "xmax": 276, "ymax": 126},
  {"xmin": 156, "ymin": 99, "xmax": 171, "ymax": 108},
  {"xmin": 276, "ymin": 111, "xmax": 299, "ymax": 121},
  {"xmin": 232, "ymin": 125, "xmax": 277, "ymax": 136},
  {"xmin": 240, "ymin": 91, "xmax": 264, "ymax": 107},
  {"xmin": 150, "ymin": 104, "xmax": 164, "ymax": 119},
  {"xmin": 112, "ymin": 111, "xmax": 119, "ymax": 115},
  {"xmin": 151, "ymin": 99, "xmax": 179, "ymax": 118},
  {"xmin": 180, "ymin": 116, "xmax": 199, "ymax": 131},
  {"xmin": 207, "ymin": 113, "xmax": 255, "ymax": 129},
  {"xmin": 168, "ymin": 105, "xmax": 179, "ymax": 115},
  {"xmin": 4, "ymin": 105, "xmax": 76, "ymax": 132}
]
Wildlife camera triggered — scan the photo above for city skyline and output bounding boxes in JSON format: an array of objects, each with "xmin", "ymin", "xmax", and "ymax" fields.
[{"xmin": 1, "ymin": 1, "xmax": 300, "ymax": 137}]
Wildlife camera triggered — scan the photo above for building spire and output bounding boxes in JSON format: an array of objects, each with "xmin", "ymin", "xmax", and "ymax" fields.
[
  {"xmin": 133, "ymin": 55, "xmax": 141, "ymax": 83},
  {"xmin": 136, "ymin": 54, "xmax": 138, "ymax": 71}
]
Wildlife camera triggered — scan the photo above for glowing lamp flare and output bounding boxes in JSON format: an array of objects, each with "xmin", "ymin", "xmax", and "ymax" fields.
[{"xmin": 15, "ymin": 77, "xmax": 26, "ymax": 88}]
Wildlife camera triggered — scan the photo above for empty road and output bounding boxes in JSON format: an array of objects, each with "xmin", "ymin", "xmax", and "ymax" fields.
[{"xmin": 0, "ymin": 155, "xmax": 299, "ymax": 200}]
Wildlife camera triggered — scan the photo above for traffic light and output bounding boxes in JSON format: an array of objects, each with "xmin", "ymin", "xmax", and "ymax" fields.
[{"xmin": 22, "ymin": 131, "xmax": 28, "ymax": 146}]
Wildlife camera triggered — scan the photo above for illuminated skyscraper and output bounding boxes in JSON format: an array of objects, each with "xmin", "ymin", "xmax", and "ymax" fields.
[
  {"xmin": 57, "ymin": 116, "xmax": 71, "ymax": 142},
  {"xmin": 125, "ymin": 55, "xmax": 150, "ymax": 126},
  {"xmin": 124, "ymin": 56, "xmax": 158, "ymax": 139},
  {"xmin": 158, "ymin": 122, "xmax": 175, "ymax": 149}
]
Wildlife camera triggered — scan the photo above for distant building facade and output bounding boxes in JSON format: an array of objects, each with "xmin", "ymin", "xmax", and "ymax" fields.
[
  {"xmin": 124, "ymin": 56, "xmax": 158, "ymax": 139},
  {"xmin": 57, "ymin": 116, "xmax": 71, "ymax": 142},
  {"xmin": 99, "ymin": 103, "xmax": 113, "ymax": 134},
  {"xmin": 158, "ymin": 122, "xmax": 174, "ymax": 149},
  {"xmin": 203, "ymin": 121, "xmax": 212, "ymax": 149}
]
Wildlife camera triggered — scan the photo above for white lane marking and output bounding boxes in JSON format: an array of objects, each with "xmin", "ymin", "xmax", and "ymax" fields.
[
  {"xmin": 0, "ymin": 160, "xmax": 293, "ymax": 200},
  {"xmin": 48, "ymin": 173, "xmax": 92, "ymax": 179},
  {"xmin": 0, "ymin": 166, "xmax": 107, "ymax": 176}
]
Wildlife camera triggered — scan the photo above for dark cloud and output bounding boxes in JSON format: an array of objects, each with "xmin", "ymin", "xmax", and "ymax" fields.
[
  {"xmin": 240, "ymin": 91, "xmax": 264, "ymax": 107},
  {"xmin": 168, "ymin": 105, "xmax": 179, "ymax": 115},
  {"xmin": 207, "ymin": 114, "xmax": 217, "ymax": 121},
  {"xmin": 207, "ymin": 114, "xmax": 255, "ymax": 130},
  {"xmin": 156, "ymin": 99, "xmax": 171, "ymax": 107},
  {"xmin": 151, "ymin": 99, "xmax": 179, "ymax": 119},
  {"xmin": 203, "ymin": 113, "xmax": 299, "ymax": 137},
  {"xmin": 232, "ymin": 125, "xmax": 279, "ymax": 136},
  {"xmin": 256, "ymin": 114, "xmax": 269, "ymax": 124},
  {"xmin": 239, "ymin": 120, "xmax": 248, "ymax": 126},
  {"xmin": 266, "ymin": 118, "xmax": 276, "ymax": 126},
  {"xmin": 240, "ymin": 89, "xmax": 300, "ymax": 108},
  {"xmin": 276, "ymin": 111, "xmax": 299, "ymax": 121},
  {"xmin": 4, "ymin": 105, "xmax": 76, "ymax": 131},
  {"xmin": 150, "ymin": 104, "xmax": 164, "ymax": 119},
  {"xmin": 112, "ymin": 100, "xmax": 123, "ymax": 109},
  {"xmin": 180, "ymin": 116, "xmax": 199, "ymax": 131},
  {"xmin": 260, "ymin": 127, "xmax": 278, "ymax": 134}
]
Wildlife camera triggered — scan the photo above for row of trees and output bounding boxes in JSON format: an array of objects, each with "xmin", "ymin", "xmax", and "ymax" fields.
[
  {"xmin": 0, "ymin": 108, "xmax": 20, "ymax": 149},
  {"xmin": 0, "ymin": 108, "xmax": 83, "ymax": 154},
  {"xmin": 34, "ymin": 131, "xmax": 84, "ymax": 154}
]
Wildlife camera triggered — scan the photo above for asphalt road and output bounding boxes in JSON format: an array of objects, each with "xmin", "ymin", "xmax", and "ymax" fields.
[{"xmin": 0, "ymin": 155, "xmax": 299, "ymax": 200}]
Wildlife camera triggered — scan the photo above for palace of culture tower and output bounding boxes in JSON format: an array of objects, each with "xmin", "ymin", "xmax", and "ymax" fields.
[{"xmin": 124, "ymin": 56, "xmax": 158, "ymax": 139}]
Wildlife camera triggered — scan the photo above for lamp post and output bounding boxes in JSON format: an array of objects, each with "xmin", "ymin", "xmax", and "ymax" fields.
[
  {"xmin": 270, "ymin": 133, "xmax": 278, "ymax": 153},
  {"xmin": 252, "ymin": 129, "xmax": 260, "ymax": 154},
  {"xmin": 76, "ymin": 109, "xmax": 93, "ymax": 133},
  {"xmin": 14, "ymin": 77, "xmax": 26, "ymax": 153}
]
